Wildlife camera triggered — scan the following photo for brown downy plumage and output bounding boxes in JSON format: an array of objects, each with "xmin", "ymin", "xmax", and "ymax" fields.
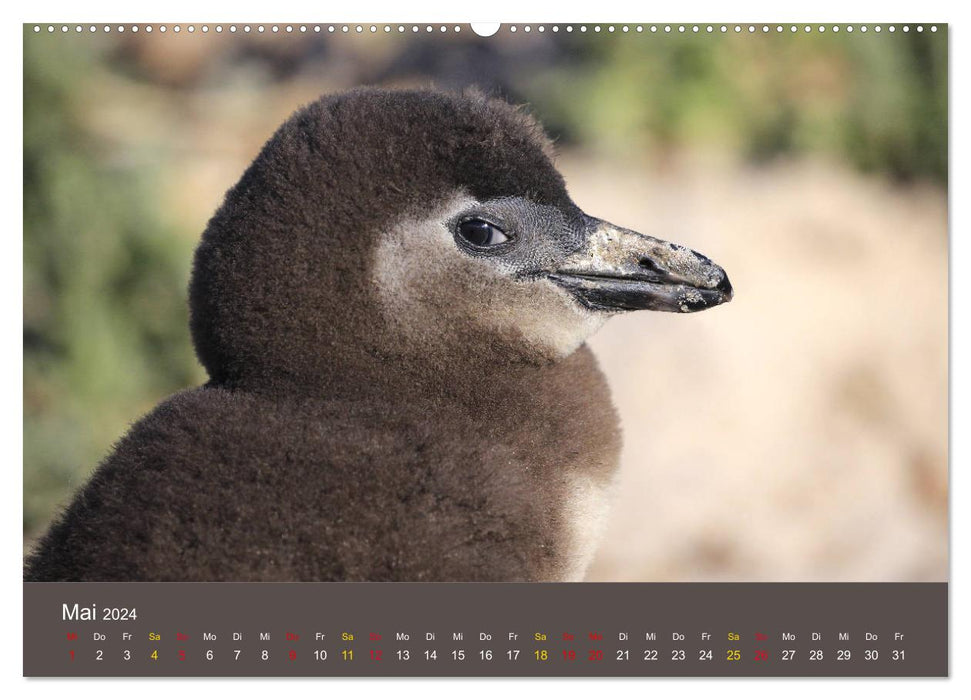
[{"xmin": 25, "ymin": 88, "xmax": 732, "ymax": 582}]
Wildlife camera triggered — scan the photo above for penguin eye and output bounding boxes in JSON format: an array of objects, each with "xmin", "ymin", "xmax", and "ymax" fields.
[{"xmin": 456, "ymin": 218, "xmax": 510, "ymax": 247}]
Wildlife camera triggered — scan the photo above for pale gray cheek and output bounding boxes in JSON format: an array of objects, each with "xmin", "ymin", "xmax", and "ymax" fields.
[
  {"xmin": 372, "ymin": 195, "xmax": 476, "ymax": 301},
  {"xmin": 371, "ymin": 196, "xmax": 610, "ymax": 359}
]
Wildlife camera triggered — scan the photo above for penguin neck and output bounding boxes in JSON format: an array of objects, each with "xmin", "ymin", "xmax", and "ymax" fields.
[{"xmin": 224, "ymin": 340, "xmax": 592, "ymax": 417}]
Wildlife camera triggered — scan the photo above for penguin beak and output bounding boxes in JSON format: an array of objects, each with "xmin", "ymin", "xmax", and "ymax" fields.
[{"xmin": 548, "ymin": 216, "xmax": 733, "ymax": 313}]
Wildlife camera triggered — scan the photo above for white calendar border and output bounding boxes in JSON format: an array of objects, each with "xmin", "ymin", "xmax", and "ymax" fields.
[{"xmin": 3, "ymin": 0, "xmax": 964, "ymax": 696}]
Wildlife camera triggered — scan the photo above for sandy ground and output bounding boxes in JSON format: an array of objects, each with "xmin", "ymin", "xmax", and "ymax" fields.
[{"xmin": 562, "ymin": 154, "xmax": 948, "ymax": 582}]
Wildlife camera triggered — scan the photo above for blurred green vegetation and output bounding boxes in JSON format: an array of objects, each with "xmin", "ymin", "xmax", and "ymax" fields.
[
  {"xmin": 23, "ymin": 26, "xmax": 947, "ymax": 542},
  {"xmin": 529, "ymin": 29, "xmax": 946, "ymax": 182},
  {"xmin": 23, "ymin": 34, "xmax": 202, "ymax": 537}
]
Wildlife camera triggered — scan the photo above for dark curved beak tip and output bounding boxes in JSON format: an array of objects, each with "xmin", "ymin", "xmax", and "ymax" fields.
[
  {"xmin": 681, "ymin": 272, "xmax": 733, "ymax": 312},
  {"xmin": 680, "ymin": 284, "xmax": 732, "ymax": 313},
  {"xmin": 716, "ymin": 273, "xmax": 734, "ymax": 300}
]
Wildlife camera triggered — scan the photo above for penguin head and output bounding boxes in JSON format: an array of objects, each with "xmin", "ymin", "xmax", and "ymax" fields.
[{"xmin": 190, "ymin": 88, "xmax": 732, "ymax": 391}]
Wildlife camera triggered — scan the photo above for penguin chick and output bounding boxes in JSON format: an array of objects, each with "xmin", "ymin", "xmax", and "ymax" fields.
[{"xmin": 25, "ymin": 88, "xmax": 732, "ymax": 582}]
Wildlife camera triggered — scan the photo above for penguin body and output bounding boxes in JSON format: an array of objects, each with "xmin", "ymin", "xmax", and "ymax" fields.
[
  {"xmin": 26, "ymin": 89, "xmax": 731, "ymax": 581},
  {"xmin": 25, "ymin": 350, "xmax": 616, "ymax": 582}
]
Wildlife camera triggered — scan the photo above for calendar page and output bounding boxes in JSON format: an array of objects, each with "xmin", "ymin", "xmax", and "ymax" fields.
[{"xmin": 22, "ymin": 21, "xmax": 948, "ymax": 678}]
